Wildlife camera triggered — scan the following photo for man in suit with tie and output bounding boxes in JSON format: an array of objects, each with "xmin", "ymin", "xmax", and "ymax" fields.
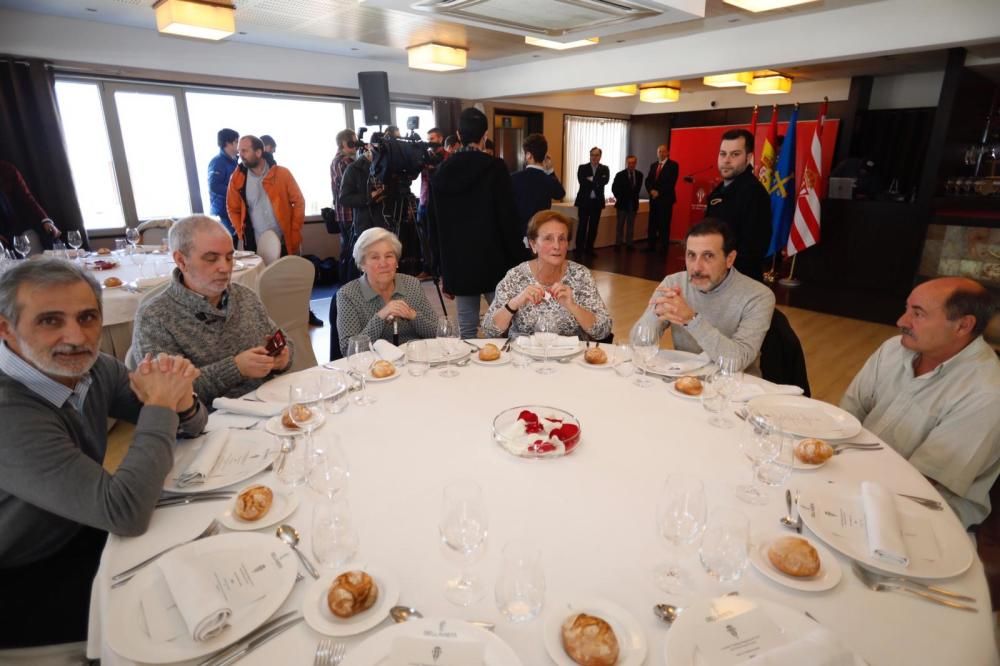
[
  {"xmin": 573, "ymin": 146, "xmax": 610, "ymax": 257},
  {"xmin": 511, "ymin": 133, "xmax": 565, "ymax": 258},
  {"xmin": 645, "ymin": 144, "xmax": 679, "ymax": 253},
  {"xmin": 611, "ymin": 155, "xmax": 643, "ymax": 249}
]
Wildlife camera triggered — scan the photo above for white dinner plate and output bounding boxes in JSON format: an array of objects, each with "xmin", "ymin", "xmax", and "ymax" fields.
[
  {"xmin": 234, "ymin": 250, "xmax": 256, "ymax": 259},
  {"xmin": 799, "ymin": 484, "xmax": 974, "ymax": 579},
  {"xmin": 302, "ymin": 565, "xmax": 399, "ymax": 637},
  {"xmin": 255, "ymin": 371, "xmax": 327, "ymax": 403},
  {"xmin": 264, "ymin": 411, "xmax": 326, "ymax": 437},
  {"xmin": 749, "ymin": 533, "xmax": 842, "ymax": 592},
  {"xmin": 747, "ymin": 395, "xmax": 862, "ymax": 440},
  {"xmin": 367, "ymin": 367, "xmax": 401, "ymax": 382},
  {"xmin": 794, "ymin": 456, "xmax": 829, "ymax": 470},
  {"xmin": 665, "ymin": 380, "xmax": 703, "ymax": 401},
  {"xmin": 642, "ymin": 349, "xmax": 711, "ymax": 377},
  {"xmin": 106, "ymin": 532, "xmax": 298, "ymax": 664},
  {"xmin": 219, "ymin": 484, "xmax": 300, "ymax": 531},
  {"xmin": 232, "ymin": 260, "xmax": 248, "ymax": 272},
  {"xmin": 664, "ymin": 596, "xmax": 865, "ymax": 665},
  {"xmin": 163, "ymin": 430, "xmax": 277, "ymax": 494},
  {"xmin": 575, "ymin": 354, "xmax": 613, "ymax": 370},
  {"xmin": 341, "ymin": 617, "xmax": 522, "ymax": 666},
  {"xmin": 472, "ymin": 351, "xmax": 512, "ymax": 366},
  {"xmin": 512, "ymin": 339, "xmax": 584, "ymax": 360},
  {"xmin": 543, "ymin": 598, "xmax": 647, "ymax": 666}
]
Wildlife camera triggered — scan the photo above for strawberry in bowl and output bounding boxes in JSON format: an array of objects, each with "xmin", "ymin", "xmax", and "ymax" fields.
[{"xmin": 493, "ymin": 406, "xmax": 582, "ymax": 458}]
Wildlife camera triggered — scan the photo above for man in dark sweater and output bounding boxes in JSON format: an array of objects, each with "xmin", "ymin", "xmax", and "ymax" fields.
[
  {"xmin": 511, "ymin": 132, "xmax": 565, "ymax": 258},
  {"xmin": 0, "ymin": 258, "xmax": 207, "ymax": 649},
  {"xmin": 428, "ymin": 107, "xmax": 522, "ymax": 339},
  {"xmin": 611, "ymin": 155, "xmax": 643, "ymax": 249}
]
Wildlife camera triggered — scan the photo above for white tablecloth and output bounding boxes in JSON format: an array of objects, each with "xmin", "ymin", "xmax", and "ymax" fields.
[{"xmin": 89, "ymin": 342, "xmax": 997, "ymax": 665}]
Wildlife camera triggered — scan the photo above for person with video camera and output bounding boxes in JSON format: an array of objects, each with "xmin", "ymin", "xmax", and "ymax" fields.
[
  {"xmin": 427, "ymin": 107, "xmax": 523, "ymax": 339},
  {"xmin": 338, "ymin": 140, "xmax": 386, "ymax": 283}
]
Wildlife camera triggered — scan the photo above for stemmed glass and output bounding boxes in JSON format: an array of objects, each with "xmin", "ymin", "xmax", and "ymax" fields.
[
  {"xmin": 437, "ymin": 316, "xmax": 460, "ymax": 378},
  {"xmin": 346, "ymin": 334, "xmax": 377, "ymax": 406},
  {"xmin": 439, "ymin": 480, "xmax": 489, "ymax": 606},
  {"xmin": 312, "ymin": 497, "xmax": 359, "ymax": 568},
  {"xmin": 654, "ymin": 475, "xmax": 707, "ymax": 593},
  {"xmin": 630, "ymin": 320, "xmax": 659, "ymax": 387},
  {"xmin": 700, "ymin": 507, "xmax": 750, "ymax": 590},
  {"xmin": 288, "ymin": 384, "xmax": 321, "ymax": 453},
  {"xmin": 532, "ymin": 310, "xmax": 559, "ymax": 375},
  {"xmin": 707, "ymin": 356, "xmax": 742, "ymax": 428},
  {"xmin": 13, "ymin": 234, "xmax": 30, "ymax": 260},
  {"xmin": 67, "ymin": 230, "xmax": 83, "ymax": 260},
  {"xmin": 125, "ymin": 226, "xmax": 140, "ymax": 251},
  {"xmin": 737, "ymin": 414, "xmax": 790, "ymax": 504}
]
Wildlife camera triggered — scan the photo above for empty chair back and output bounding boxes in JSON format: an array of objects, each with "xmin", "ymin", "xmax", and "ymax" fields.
[
  {"xmin": 258, "ymin": 255, "xmax": 317, "ymax": 373},
  {"xmin": 257, "ymin": 229, "xmax": 282, "ymax": 266},
  {"xmin": 759, "ymin": 308, "xmax": 811, "ymax": 397},
  {"xmin": 137, "ymin": 218, "xmax": 173, "ymax": 247}
]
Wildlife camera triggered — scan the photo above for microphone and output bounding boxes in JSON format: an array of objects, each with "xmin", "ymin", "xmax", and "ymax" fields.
[{"xmin": 683, "ymin": 165, "xmax": 717, "ymax": 183}]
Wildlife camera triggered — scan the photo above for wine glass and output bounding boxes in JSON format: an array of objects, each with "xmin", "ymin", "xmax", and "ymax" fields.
[
  {"xmin": 630, "ymin": 320, "xmax": 659, "ymax": 387},
  {"xmin": 125, "ymin": 226, "xmax": 140, "ymax": 250},
  {"xmin": 736, "ymin": 413, "xmax": 784, "ymax": 504},
  {"xmin": 700, "ymin": 507, "xmax": 750, "ymax": 590},
  {"xmin": 346, "ymin": 334, "xmax": 377, "ymax": 405},
  {"xmin": 437, "ymin": 316, "xmax": 460, "ymax": 378},
  {"xmin": 707, "ymin": 356, "xmax": 742, "ymax": 428},
  {"xmin": 439, "ymin": 480, "xmax": 489, "ymax": 606},
  {"xmin": 288, "ymin": 384, "xmax": 321, "ymax": 458},
  {"xmin": 12, "ymin": 234, "xmax": 30, "ymax": 260},
  {"xmin": 654, "ymin": 475, "xmax": 707, "ymax": 594},
  {"xmin": 273, "ymin": 435, "xmax": 307, "ymax": 487},
  {"xmin": 67, "ymin": 230, "xmax": 83, "ymax": 260},
  {"xmin": 307, "ymin": 432, "xmax": 351, "ymax": 499},
  {"xmin": 532, "ymin": 310, "xmax": 559, "ymax": 375}
]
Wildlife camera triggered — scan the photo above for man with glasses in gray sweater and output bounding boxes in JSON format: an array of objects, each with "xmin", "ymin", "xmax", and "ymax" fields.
[{"xmin": 0, "ymin": 258, "xmax": 207, "ymax": 652}]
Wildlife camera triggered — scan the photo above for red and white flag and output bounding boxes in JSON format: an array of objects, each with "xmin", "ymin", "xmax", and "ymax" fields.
[{"xmin": 787, "ymin": 99, "xmax": 827, "ymax": 256}]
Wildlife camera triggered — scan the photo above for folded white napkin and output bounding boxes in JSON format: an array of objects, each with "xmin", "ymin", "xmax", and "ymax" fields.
[
  {"xmin": 157, "ymin": 551, "xmax": 232, "ymax": 642},
  {"xmin": 861, "ymin": 481, "xmax": 909, "ymax": 566},
  {"xmin": 176, "ymin": 430, "xmax": 229, "ymax": 488},
  {"xmin": 373, "ymin": 339, "xmax": 405, "ymax": 362},
  {"xmin": 211, "ymin": 397, "xmax": 284, "ymax": 417},
  {"xmin": 135, "ymin": 275, "xmax": 169, "ymax": 289},
  {"xmin": 736, "ymin": 627, "xmax": 854, "ymax": 666},
  {"xmin": 731, "ymin": 382, "xmax": 804, "ymax": 403},
  {"xmin": 517, "ymin": 334, "xmax": 579, "ymax": 352}
]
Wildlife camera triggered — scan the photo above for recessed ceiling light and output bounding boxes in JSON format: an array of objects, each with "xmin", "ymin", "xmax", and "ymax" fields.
[
  {"xmin": 524, "ymin": 36, "xmax": 598, "ymax": 50},
  {"xmin": 703, "ymin": 72, "xmax": 754, "ymax": 88},
  {"xmin": 153, "ymin": 0, "xmax": 235, "ymax": 41},
  {"xmin": 407, "ymin": 43, "xmax": 467, "ymax": 72},
  {"xmin": 594, "ymin": 84, "xmax": 638, "ymax": 98},
  {"xmin": 723, "ymin": 0, "xmax": 819, "ymax": 11}
]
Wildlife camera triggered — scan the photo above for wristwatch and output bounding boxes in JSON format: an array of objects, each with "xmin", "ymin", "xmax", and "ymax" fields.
[
  {"xmin": 504, "ymin": 302, "xmax": 518, "ymax": 315},
  {"xmin": 177, "ymin": 393, "xmax": 200, "ymax": 420},
  {"xmin": 683, "ymin": 312, "xmax": 700, "ymax": 328}
]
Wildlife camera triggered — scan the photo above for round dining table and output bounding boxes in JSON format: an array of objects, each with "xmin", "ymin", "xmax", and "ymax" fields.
[{"xmin": 88, "ymin": 341, "xmax": 998, "ymax": 665}]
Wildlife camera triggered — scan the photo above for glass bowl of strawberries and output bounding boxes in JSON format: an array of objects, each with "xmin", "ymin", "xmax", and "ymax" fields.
[{"xmin": 492, "ymin": 406, "xmax": 582, "ymax": 458}]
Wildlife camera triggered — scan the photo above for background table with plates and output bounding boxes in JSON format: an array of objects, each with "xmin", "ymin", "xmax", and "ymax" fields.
[{"xmin": 89, "ymin": 341, "xmax": 997, "ymax": 665}]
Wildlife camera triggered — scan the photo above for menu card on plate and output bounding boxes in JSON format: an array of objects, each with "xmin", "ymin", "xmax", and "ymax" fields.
[
  {"xmin": 389, "ymin": 622, "xmax": 485, "ymax": 666},
  {"xmin": 693, "ymin": 606, "xmax": 784, "ymax": 666},
  {"xmin": 172, "ymin": 432, "xmax": 275, "ymax": 486}
]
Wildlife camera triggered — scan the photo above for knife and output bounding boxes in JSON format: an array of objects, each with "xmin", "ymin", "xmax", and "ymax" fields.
[
  {"xmin": 156, "ymin": 493, "xmax": 235, "ymax": 508},
  {"xmin": 198, "ymin": 611, "xmax": 300, "ymax": 666}
]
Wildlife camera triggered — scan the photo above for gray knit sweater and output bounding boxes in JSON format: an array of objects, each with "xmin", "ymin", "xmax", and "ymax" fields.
[
  {"xmin": 639, "ymin": 267, "xmax": 775, "ymax": 376},
  {"xmin": 0, "ymin": 354, "xmax": 207, "ymax": 567},
  {"xmin": 129, "ymin": 270, "xmax": 292, "ymax": 403}
]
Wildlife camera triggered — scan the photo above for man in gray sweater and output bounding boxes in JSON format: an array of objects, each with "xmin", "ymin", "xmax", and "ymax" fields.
[
  {"xmin": 640, "ymin": 218, "xmax": 775, "ymax": 375},
  {"xmin": 130, "ymin": 215, "xmax": 293, "ymax": 404},
  {"xmin": 0, "ymin": 258, "xmax": 207, "ymax": 649}
]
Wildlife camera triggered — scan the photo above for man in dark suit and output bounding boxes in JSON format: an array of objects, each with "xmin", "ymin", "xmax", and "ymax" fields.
[
  {"xmin": 511, "ymin": 133, "xmax": 565, "ymax": 258},
  {"xmin": 573, "ymin": 146, "xmax": 610, "ymax": 256},
  {"xmin": 644, "ymin": 144, "xmax": 679, "ymax": 253},
  {"xmin": 611, "ymin": 155, "xmax": 643, "ymax": 249}
]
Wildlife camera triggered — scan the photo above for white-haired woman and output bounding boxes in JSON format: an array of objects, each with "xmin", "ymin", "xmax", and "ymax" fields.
[{"xmin": 335, "ymin": 227, "xmax": 438, "ymax": 356}]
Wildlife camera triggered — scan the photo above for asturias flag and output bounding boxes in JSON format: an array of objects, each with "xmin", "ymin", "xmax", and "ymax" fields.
[
  {"xmin": 756, "ymin": 105, "xmax": 778, "ymax": 191},
  {"xmin": 766, "ymin": 106, "xmax": 798, "ymax": 258}
]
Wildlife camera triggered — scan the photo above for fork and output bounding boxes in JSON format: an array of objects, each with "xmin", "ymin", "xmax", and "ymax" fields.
[
  {"xmin": 314, "ymin": 638, "xmax": 333, "ymax": 666},
  {"xmin": 331, "ymin": 642, "xmax": 346, "ymax": 665},
  {"xmin": 833, "ymin": 446, "xmax": 884, "ymax": 455},
  {"xmin": 852, "ymin": 562, "xmax": 977, "ymax": 612},
  {"xmin": 111, "ymin": 519, "xmax": 221, "ymax": 584}
]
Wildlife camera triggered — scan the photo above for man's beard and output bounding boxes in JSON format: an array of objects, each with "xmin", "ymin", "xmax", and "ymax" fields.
[
  {"xmin": 244, "ymin": 156, "xmax": 260, "ymax": 169},
  {"xmin": 20, "ymin": 340, "xmax": 97, "ymax": 379}
]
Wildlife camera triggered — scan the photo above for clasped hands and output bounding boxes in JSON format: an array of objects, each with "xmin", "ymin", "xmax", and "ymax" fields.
[
  {"xmin": 378, "ymin": 299, "xmax": 417, "ymax": 322},
  {"xmin": 513, "ymin": 282, "xmax": 575, "ymax": 309},
  {"xmin": 129, "ymin": 353, "xmax": 200, "ymax": 413},
  {"xmin": 650, "ymin": 287, "xmax": 695, "ymax": 326}
]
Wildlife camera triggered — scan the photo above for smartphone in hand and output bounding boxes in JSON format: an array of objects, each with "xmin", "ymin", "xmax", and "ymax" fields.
[{"xmin": 265, "ymin": 329, "xmax": 287, "ymax": 357}]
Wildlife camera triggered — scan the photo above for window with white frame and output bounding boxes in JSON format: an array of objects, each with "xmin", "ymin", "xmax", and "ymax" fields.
[{"xmin": 563, "ymin": 115, "xmax": 630, "ymax": 203}]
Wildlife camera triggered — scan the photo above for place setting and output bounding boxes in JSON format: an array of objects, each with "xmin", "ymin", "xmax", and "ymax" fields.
[{"xmin": 163, "ymin": 428, "xmax": 279, "ymax": 494}]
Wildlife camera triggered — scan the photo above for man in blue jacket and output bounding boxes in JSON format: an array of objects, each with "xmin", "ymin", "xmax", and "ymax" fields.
[{"xmin": 207, "ymin": 128, "xmax": 239, "ymax": 246}]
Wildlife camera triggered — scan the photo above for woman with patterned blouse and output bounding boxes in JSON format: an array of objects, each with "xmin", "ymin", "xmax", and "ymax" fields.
[
  {"xmin": 336, "ymin": 228, "xmax": 438, "ymax": 355},
  {"xmin": 483, "ymin": 210, "xmax": 612, "ymax": 340}
]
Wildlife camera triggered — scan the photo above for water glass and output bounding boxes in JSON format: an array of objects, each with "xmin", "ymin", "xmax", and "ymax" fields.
[
  {"xmin": 319, "ymin": 367, "xmax": 350, "ymax": 414},
  {"xmin": 437, "ymin": 317, "xmax": 460, "ymax": 378},
  {"xmin": 346, "ymin": 334, "xmax": 377, "ymax": 406},
  {"xmin": 307, "ymin": 433, "xmax": 350, "ymax": 499},
  {"xmin": 511, "ymin": 347, "xmax": 533, "ymax": 370},
  {"xmin": 700, "ymin": 508, "xmax": 750, "ymax": 586},
  {"xmin": 440, "ymin": 480, "xmax": 489, "ymax": 606},
  {"xmin": 273, "ymin": 436, "xmax": 307, "ymax": 487},
  {"xmin": 655, "ymin": 475, "xmax": 707, "ymax": 593},
  {"xmin": 312, "ymin": 497, "xmax": 359, "ymax": 568},
  {"xmin": 708, "ymin": 356, "xmax": 742, "ymax": 428},
  {"xmin": 406, "ymin": 340, "xmax": 430, "ymax": 377},
  {"xmin": 495, "ymin": 540, "xmax": 545, "ymax": 623},
  {"xmin": 755, "ymin": 422, "xmax": 794, "ymax": 489},
  {"xmin": 736, "ymin": 413, "xmax": 784, "ymax": 504},
  {"xmin": 630, "ymin": 320, "xmax": 659, "ymax": 387},
  {"xmin": 612, "ymin": 343, "xmax": 633, "ymax": 378},
  {"xmin": 131, "ymin": 247, "xmax": 147, "ymax": 267},
  {"xmin": 532, "ymin": 310, "xmax": 559, "ymax": 375},
  {"xmin": 114, "ymin": 238, "xmax": 127, "ymax": 254}
]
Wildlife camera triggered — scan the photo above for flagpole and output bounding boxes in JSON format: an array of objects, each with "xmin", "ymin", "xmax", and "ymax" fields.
[{"xmin": 778, "ymin": 254, "xmax": 801, "ymax": 286}]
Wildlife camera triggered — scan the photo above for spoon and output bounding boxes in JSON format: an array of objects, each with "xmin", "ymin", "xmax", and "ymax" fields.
[
  {"xmin": 276, "ymin": 524, "xmax": 319, "ymax": 579},
  {"xmin": 654, "ymin": 603, "xmax": 681, "ymax": 625},
  {"xmin": 390, "ymin": 604, "xmax": 495, "ymax": 631},
  {"xmin": 780, "ymin": 489, "xmax": 799, "ymax": 530}
]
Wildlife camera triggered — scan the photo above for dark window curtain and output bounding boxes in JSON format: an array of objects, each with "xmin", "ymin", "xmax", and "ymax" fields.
[
  {"xmin": 432, "ymin": 98, "xmax": 463, "ymax": 138},
  {"xmin": 0, "ymin": 55, "xmax": 89, "ymax": 249}
]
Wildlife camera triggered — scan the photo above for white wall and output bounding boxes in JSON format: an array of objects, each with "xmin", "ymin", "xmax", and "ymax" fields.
[{"xmin": 869, "ymin": 70, "xmax": 945, "ymax": 109}]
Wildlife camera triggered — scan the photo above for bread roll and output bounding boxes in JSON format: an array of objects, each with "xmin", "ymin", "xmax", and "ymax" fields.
[
  {"xmin": 371, "ymin": 360, "xmax": 396, "ymax": 378},
  {"xmin": 584, "ymin": 347, "xmax": 608, "ymax": 365},
  {"xmin": 235, "ymin": 484, "xmax": 273, "ymax": 521},
  {"xmin": 281, "ymin": 404, "xmax": 312, "ymax": 430},
  {"xmin": 561, "ymin": 613, "xmax": 619, "ymax": 666},
  {"xmin": 327, "ymin": 570, "xmax": 379, "ymax": 618},
  {"xmin": 103, "ymin": 277, "xmax": 123, "ymax": 288},
  {"xmin": 674, "ymin": 376, "xmax": 703, "ymax": 396},
  {"xmin": 479, "ymin": 343, "xmax": 501, "ymax": 361},
  {"xmin": 795, "ymin": 438, "xmax": 834, "ymax": 464},
  {"xmin": 97, "ymin": 247, "xmax": 111, "ymax": 255},
  {"xmin": 768, "ymin": 536, "xmax": 821, "ymax": 577}
]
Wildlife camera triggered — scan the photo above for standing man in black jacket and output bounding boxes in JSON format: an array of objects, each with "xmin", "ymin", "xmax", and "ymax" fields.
[
  {"xmin": 511, "ymin": 133, "xmax": 565, "ymax": 258},
  {"xmin": 704, "ymin": 128, "xmax": 771, "ymax": 281},
  {"xmin": 428, "ymin": 107, "xmax": 522, "ymax": 339},
  {"xmin": 338, "ymin": 146, "xmax": 385, "ymax": 282},
  {"xmin": 611, "ymin": 155, "xmax": 643, "ymax": 250},
  {"xmin": 573, "ymin": 147, "xmax": 610, "ymax": 257},
  {"xmin": 644, "ymin": 144, "xmax": 679, "ymax": 253}
]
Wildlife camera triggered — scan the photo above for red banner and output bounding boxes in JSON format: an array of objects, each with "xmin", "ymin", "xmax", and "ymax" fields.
[{"xmin": 667, "ymin": 118, "xmax": 839, "ymax": 240}]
